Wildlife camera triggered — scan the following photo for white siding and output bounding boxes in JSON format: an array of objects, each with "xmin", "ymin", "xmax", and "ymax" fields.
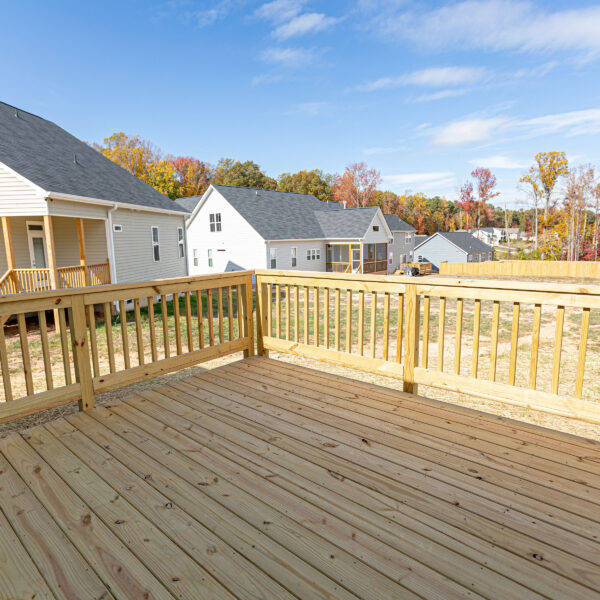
[
  {"xmin": 112, "ymin": 209, "xmax": 188, "ymax": 283},
  {"xmin": 267, "ymin": 240, "xmax": 326, "ymax": 271},
  {"xmin": 0, "ymin": 217, "xmax": 32, "ymax": 270},
  {"xmin": 362, "ymin": 212, "xmax": 392, "ymax": 244},
  {"xmin": 186, "ymin": 189, "xmax": 266, "ymax": 274},
  {"xmin": 0, "ymin": 162, "xmax": 47, "ymax": 215}
]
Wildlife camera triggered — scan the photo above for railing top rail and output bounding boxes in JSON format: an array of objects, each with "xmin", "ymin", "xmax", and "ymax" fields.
[
  {"xmin": 0, "ymin": 270, "xmax": 255, "ymax": 305},
  {"xmin": 256, "ymin": 269, "xmax": 600, "ymax": 296}
]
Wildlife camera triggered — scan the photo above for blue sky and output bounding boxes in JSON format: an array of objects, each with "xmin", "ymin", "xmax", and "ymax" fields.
[{"xmin": 2, "ymin": 0, "xmax": 600, "ymax": 207}]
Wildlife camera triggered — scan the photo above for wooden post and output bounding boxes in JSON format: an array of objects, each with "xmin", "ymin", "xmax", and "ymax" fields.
[
  {"xmin": 243, "ymin": 275, "xmax": 255, "ymax": 357},
  {"xmin": 71, "ymin": 295, "xmax": 95, "ymax": 411},
  {"xmin": 43, "ymin": 215, "xmax": 60, "ymax": 332},
  {"xmin": 76, "ymin": 218, "xmax": 89, "ymax": 286},
  {"xmin": 1, "ymin": 216, "xmax": 18, "ymax": 292},
  {"xmin": 402, "ymin": 283, "xmax": 420, "ymax": 395},
  {"xmin": 255, "ymin": 279, "xmax": 269, "ymax": 357}
]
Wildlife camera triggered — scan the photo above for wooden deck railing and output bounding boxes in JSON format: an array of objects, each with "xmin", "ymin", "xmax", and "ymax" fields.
[
  {"xmin": 0, "ymin": 271, "xmax": 254, "ymax": 423},
  {"xmin": 0, "ymin": 260, "xmax": 111, "ymax": 294},
  {"xmin": 255, "ymin": 270, "xmax": 600, "ymax": 424}
]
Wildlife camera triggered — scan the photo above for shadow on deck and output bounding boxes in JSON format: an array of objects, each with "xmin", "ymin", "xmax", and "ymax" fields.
[{"xmin": 1, "ymin": 357, "xmax": 599, "ymax": 600}]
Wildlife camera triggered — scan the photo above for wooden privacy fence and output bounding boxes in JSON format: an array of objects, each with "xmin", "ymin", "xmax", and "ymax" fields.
[
  {"xmin": 255, "ymin": 270, "xmax": 600, "ymax": 424},
  {"xmin": 440, "ymin": 259, "xmax": 600, "ymax": 278},
  {"xmin": 0, "ymin": 271, "xmax": 254, "ymax": 423}
]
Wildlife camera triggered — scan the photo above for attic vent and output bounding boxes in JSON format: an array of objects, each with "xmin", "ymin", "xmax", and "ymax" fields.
[
  {"xmin": 373, "ymin": 225, "xmax": 379, "ymax": 231},
  {"xmin": 113, "ymin": 224, "xmax": 123, "ymax": 232}
]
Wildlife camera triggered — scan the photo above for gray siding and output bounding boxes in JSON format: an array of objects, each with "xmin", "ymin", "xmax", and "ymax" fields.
[
  {"xmin": 267, "ymin": 240, "xmax": 326, "ymax": 271},
  {"xmin": 389, "ymin": 231, "xmax": 415, "ymax": 272},
  {"xmin": 414, "ymin": 236, "xmax": 467, "ymax": 269},
  {"xmin": 47, "ymin": 198, "xmax": 109, "ymax": 219},
  {"xmin": 111, "ymin": 209, "xmax": 187, "ymax": 283}
]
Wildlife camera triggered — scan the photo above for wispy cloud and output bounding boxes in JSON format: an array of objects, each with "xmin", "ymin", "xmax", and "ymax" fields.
[
  {"xmin": 286, "ymin": 101, "xmax": 329, "ymax": 115},
  {"xmin": 383, "ymin": 171, "xmax": 456, "ymax": 191},
  {"xmin": 357, "ymin": 66, "xmax": 485, "ymax": 92},
  {"xmin": 156, "ymin": 0, "xmax": 240, "ymax": 28},
  {"xmin": 259, "ymin": 46, "xmax": 316, "ymax": 67},
  {"xmin": 412, "ymin": 89, "xmax": 468, "ymax": 103},
  {"xmin": 433, "ymin": 117, "xmax": 508, "ymax": 146},
  {"xmin": 274, "ymin": 12, "xmax": 340, "ymax": 40},
  {"xmin": 369, "ymin": 1, "xmax": 600, "ymax": 57},
  {"xmin": 254, "ymin": 0, "xmax": 305, "ymax": 23},
  {"xmin": 469, "ymin": 155, "xmax": 527, "ymax": 169}
]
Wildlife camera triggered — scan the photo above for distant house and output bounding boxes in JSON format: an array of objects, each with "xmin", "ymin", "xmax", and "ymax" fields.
[
  {"xmin": 178, "ymin": 185, "xmax": 398, "ymax": 275},
  {"xmin": 382, "ymin": 214, "xmax": 416, "ymax": 272},
  {"xmin": 472, "ymin": 227, "xmax": 521, "ymax": 246},
  {"xmin": 0, "ymin": 102, "xmax": 189, "ymax": 293},
  {"xmin": 414, "ymin": 231, "xmax": 494, "ymax": 270},
  {"xmin": 414, "ymin": 234, "xmax": 429, "ymax": 249}
]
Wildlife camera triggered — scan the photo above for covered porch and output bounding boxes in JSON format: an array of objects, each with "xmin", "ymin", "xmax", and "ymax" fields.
[
  {"xmin": 326, "ymin": 242, "xmax": 388, "ymax": 274},
  {"xmin": 0, "ymin": 214, "xmax": 110, "ymax": 294}
]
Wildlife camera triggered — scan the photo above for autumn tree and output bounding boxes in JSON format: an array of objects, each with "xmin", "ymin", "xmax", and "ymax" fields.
[
  {"xmin": 332, "ymin": 162, "xmax": 381, "ymax": 208},
  {"xmin": 519, "ymin": 171, "xmax": 543, "ymax": 250},
  {"xmin": 469, "ymin": 167, "xmax": 498, "ymax": 229},
  {"xmin": 277, "ymin": 169, "xmax": 334, "ymax": 202},
  {"xmin": 169, "ymin": 156, "xmax": 213, "ymax": 197},
  {"xmin": 93, "ymin": 132, "xmax": 182, "ymax": 198},
  {"xmin": 457, "ymin": 181, "xmax": 476, "ymax": 230},
  {"xmin": 213, "ymin": 158, "xmax": 277, "ymax": 190}
]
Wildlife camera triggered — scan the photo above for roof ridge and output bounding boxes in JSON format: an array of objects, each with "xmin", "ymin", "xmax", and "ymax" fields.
[{"xmin": 0, "ymin": 101, "xmax": 50, "ymax": 122}]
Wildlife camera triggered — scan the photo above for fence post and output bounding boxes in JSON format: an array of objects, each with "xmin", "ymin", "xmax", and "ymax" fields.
[
  {"xmin": 255, "ymin": 277, "xmax": 269, "ymax": 357},
  {"xmin": 243, "ymin": 274, "xmax": 255, "ymax": 357},
  {"xmin": 403, "ymin": 283, "xmax": 420, "ymax": 395},
  {"xmin": 71, "ymin": 295, "xmax": 95, "ymax": 411}
]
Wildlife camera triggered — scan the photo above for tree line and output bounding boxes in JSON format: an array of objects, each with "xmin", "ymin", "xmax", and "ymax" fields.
[{"xmin": 94, "ymin": 134, "xmax": 599, "ymax": 261}]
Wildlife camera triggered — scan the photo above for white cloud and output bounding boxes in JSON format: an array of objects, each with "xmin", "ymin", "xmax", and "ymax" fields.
[
  {"xmin": 254, "ymin": 0, "xmax": 304, "ymax": 23},
  {"xmin": 287, "ymin": 101, "xmax": 329, "ymax": 115},
  {"xmin": 260, "ymin": 46, "xmax": 316, "ymax": 67},
  {"xmin": 412, "ymin": 89, "xmax": 468, "ymax": 103},
  {"xmin": 469, "ymin": 155, "xmax": 527, "ymax": 169},
  {"xmin": 433, "ymin": 117, "xmax": 508, "ymax": 146},
  {"xmin": 357, "ymin": 66, "xmax": 485, "ymax": 91},
  {"xmin": 373, "ymin": 1, "xmax": 600, "ymax": 56},
  {"xmin": 273, "ymin": 12, "xmax": 340, "ymax": 39},
  {"xmin": 520, "ymin": 108, "xmax": 600, "ymax": 137},
  {"xmin": 383, "ymin": 171, "xmax": 456, "ymax": 190}
]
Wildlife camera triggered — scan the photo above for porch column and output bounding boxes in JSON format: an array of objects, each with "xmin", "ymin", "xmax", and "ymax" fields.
[
  {"xmin": 42, "ymin": 215, "xmax": 58, "ymax": 289},
  {"xmin": 1, "ymin": 216, "xmax": 18, "ymax": 292},
  {"xmin": 76, "ymin": 218, "xmax": 89, "ymax": 285}
]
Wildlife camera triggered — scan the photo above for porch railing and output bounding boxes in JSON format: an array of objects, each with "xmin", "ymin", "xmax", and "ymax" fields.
[
  {"xmin": 0, "ymin": 271, "xmax": 254, "ymax": 423},
  {"xmin": 0, "ymin": 260, "xmax": 111, "ymax": 295},
  {"xmin": 255, "ymin": 270, "xmax": 600, "ymax": 424},
  {"xmin": 1, "ymin": 269, "xmax": 599, "ymax": 426}
]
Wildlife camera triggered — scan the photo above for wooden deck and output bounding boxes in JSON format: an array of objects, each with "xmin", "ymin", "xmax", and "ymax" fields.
[{"xmin": 1, "ymin": 357, "xmax": 599, "ymax": 600}]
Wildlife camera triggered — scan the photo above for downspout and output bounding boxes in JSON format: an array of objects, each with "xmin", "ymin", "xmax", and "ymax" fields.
[{"xmin": 106, "ymin": 203, "xmax": 118, "ymax": 283}]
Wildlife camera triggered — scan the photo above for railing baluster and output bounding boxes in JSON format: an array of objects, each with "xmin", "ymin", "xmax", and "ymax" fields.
[
  {"xmin": 161, "ymin": 294, "xmax": 171, "ymax": 358},
  {"xmin": 382, "ymin": 292, "xmax": 390, "ymax": 361},
  {"xmin": 437, "ymin": 296, "xmax": 445, "ymax": 371},
  {"xmin": 304, "ymin": 286, "xmax": 310, "ymax": 345},
  {"xmin": 294, "ymin": 286, "xmax": 300, "ymax": 342},
  {"xmin": 529, "ymin": 303, "xmax": 542, "ymax": 389},
  {"xmin": 147, "ymin": 297, "xmax": 158, "ymax": 362},
  {"xmin": 358, "ymin": 290, "xmax": 365, "ymax": 356},
  {"xmin": 134, "ymin": 298, "xmax": 145, "ymax": 364},
  {"xmin": 396, "ymin": 293, "xmax": 403, "ymax": 364},
  {"xmin": 334, "ymin": 288, "xmax": 340, "ymax": 350},
  {"xmin": 172, "ymin": 292, "xmax": 182, "ymax": 353},
  {"xmin": 421, "ymin": 295, "xmax": 430, "ymax": 368},
  {"xmin": 68, "ymin": 308, "xmax": 80, "ymax": 381},
  {"xmin": 508, "ymin": 302, "xmax": 520, "ymax": 386},
  {"xmin": 370, "ymin": 292, "xmax": 377, "ymax": 359},
  {"xmin": 17, "ymin": 313, "xmax": 34, "ymax": 396},
  {"xmin": 186, "ymin": 291, "xmax": 194, "ymax": 350},
  {"xmin": 323, "ymin": 287, "xmax": 330, "ymax": 349},
  {"xmin": 207, "ymin": 288, "xmax": 215, "ymax": 345},
  {"xmin": 454, "ymin": 298, "xmax": 463, "ymax": 375},
  {"xmin": 275, "ymin": 284, "xmax": 281, "ymax": 339},
  {"xmin": 87, "ymin": 305, "xmax": 100, "ymax": 377},
  {"xmin": 217, "ymin": 287, "xmax": 224, "ymax": 344},
  {"xmin": 226, "ymin": 287, "xmax": 233, "ymax": 343},
  {"xmin": 243, "ymin": 279, "xmax": 255, "ymax": 357},
  {"xmin": 345, "ymin": 290, "xmax": 352, "ymax": 353},
  {"xmin": 314, "ymin": 287, "xmax": 320, "ymax": 346},
  {"xmin": 60, "ymin": 308, "xmax": 74, "ymax": 382},
  {"xmin": 575, "ymin": 307, "xmax": 590, "ymax": 398},
  {"xmin": 265, "ymin": 284, "xmax": 272, "ymax": 338},
  {"xmin": 551, "ymin": 305, "xmax": 564, "ymax": 394},
  {"xmin": 489, "ymin": 300, "xmax": 500, "ymax": 382},
  {"xmin": 119, "ymin": 300, "xmax": 131, "ymax": 370},
  {"xmin": 197, "ymin": 290, "xmax": 205, "ymax": 348},
  {"xmin": 0, "ymin": 324, "xmax": 13, "ymax": 401},
  {"xmin": 471, "ymin": 299, "xmax": 480, "ymax": 378},
  {"xmin": 286, "ymin": 284, "xmax": 291, "ymax": 341},
  {"xmin": 38, "ymin": 311, "xmax": 53, "ymax": 390},
  {"xmin": 237, "ymin": 285, "xmax": 244, "ymax": 341}
]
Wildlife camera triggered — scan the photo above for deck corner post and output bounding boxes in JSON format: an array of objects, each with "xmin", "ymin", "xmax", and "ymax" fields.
[
  {"xmin": 243, "ymin": 273, "xmax": 255, "ymax": 357},
  {"xmin": 403, "ymin": 283, "xmax": 420, "ymax": 395},
  {"xmin": 71, "ymin": 295, "xmax": 95, "ymax": 412},
  {"xmin": 255, "ymin": 278, "xmax": 269, "ymax": 357}
]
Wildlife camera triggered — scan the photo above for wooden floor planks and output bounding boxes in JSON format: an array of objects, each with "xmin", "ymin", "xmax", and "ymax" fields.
[{"xmin": 0, "ymin": 356, "xmax": 599, "ymax": 600}]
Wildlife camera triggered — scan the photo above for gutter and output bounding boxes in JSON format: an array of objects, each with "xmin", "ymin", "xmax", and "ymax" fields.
[{"xmin": 106, "ymin": 203, "xmax": 118, "ymax": 283}]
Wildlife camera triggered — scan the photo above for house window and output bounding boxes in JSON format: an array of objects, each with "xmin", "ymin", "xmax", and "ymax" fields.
[
  {"xmin": 208, "ymin": 249, "xmax": 213, "ymax": 267},
  {"xmin": 389, "ymin": 251, "xmax": 393, "ymax": 264},
  {"xmin": 151, "ymin": 226, "xmax": 160, "ymax": 262},
  {"xmin": 209, "ymin": 213, "xmax": 222, "ymax": 232},
  {"xmin": 373, "ymin": 225, "xmax": 379, "ymax": 231},
  {"xmin": 306, "ymin": 249, "xmax": 320, "ymax": 261},
  {"xmin": 417, "ymin": 255, "xmax": 423, "ymax": 262},
  {"xmin": 270, "ymin": 248, "xmax": 277, "ymax": 269},
  {"xmin": 177, "ymin": 227, "xmax": 185, "ymax": 258},
  {"xmin": 291, "ymin": 247, "xmax": 297, "ymax": 267},
  {"xmin": 406, "ymin": 234, "xmax": 412, "ymax": 243},
  {"xmin": 193, "ymin": 249, "xmax": 198, "ymax": 267},
  {"xmin": 113, "ymin": 224, "xmax": 122, "ymax": 232}
]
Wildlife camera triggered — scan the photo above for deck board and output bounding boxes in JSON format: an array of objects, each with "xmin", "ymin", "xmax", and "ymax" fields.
[{"xmin": 0, "ymin": 356, "xmax": 598, "ymax": 599}]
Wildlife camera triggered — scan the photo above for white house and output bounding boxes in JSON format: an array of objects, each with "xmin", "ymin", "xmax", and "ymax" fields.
[
  {"xmin": 178, "ymin": 185, "xmax": 409, "ymax": 275},
  {"xmin": 472, "ymin": 227, "xmax": 521, "ymax": 246},
  {"xmin": 0, "ymin": 101, "xmax": 189, "ymax": 293}
]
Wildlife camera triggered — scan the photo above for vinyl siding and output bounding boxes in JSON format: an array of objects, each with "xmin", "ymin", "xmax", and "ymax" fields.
[
  {"xmin": 186, "ymin": 189, "xmax": 267, "ymax": 274},
  {"xmin": 111, "ymin": 209, "xmax": 187, "ymax": 283},
  {"xmin": 0, "ymin": 162, "xmax": 47, "ymax": 215},
  {"xmin": 389, "ymin": 231, "xmax": 416, "ymax": 272},
  {"xmin": 414, "ymin": 236, "xmax": 467, "ymax": 269},
  {"xmin": 0, "ymin": 217, "xmax": 32, "ymax": 270},
  {"xmin": 267, "ymin": 240, "xmax": 326, "ymax": 271},
  {"xmin": 47, "ymin": 198, "xmax": 109, "ymax": 219}
]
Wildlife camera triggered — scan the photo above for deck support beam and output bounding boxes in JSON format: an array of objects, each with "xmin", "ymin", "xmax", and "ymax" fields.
[{"xmin": 76, "ymin": 218, "xmax": 89, "ymax": 286}]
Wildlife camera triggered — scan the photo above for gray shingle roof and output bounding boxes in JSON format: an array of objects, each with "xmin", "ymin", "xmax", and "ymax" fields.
[
  {"xmin": 179, "ymin": 185, "xmax": 382, "ymax": 240},
  {"xmin": 383, "ymin": 214, "xmax": 415, "ymax": 232},
  {"xmin": 0, "ymin": 102, "xmax": 187, "ymax": 213},
  {"xmin": 418, "ymin": 231, "xmax": 493, "ymax": 253}
]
